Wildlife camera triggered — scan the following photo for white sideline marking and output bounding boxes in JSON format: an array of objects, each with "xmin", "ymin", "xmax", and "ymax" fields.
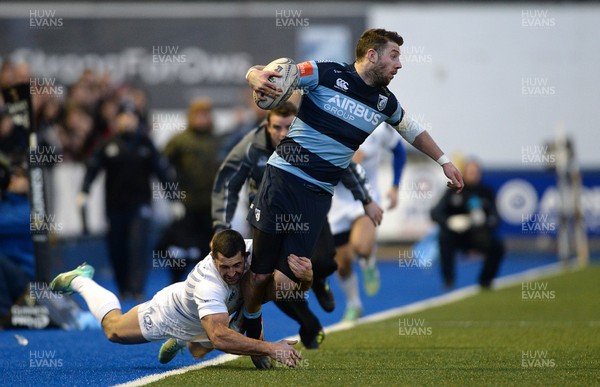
[{"xmin": 115, "ymin": 261, "xmax": 567, "ymax": 387}]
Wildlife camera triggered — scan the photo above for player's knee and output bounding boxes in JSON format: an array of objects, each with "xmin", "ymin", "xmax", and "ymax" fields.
[
  {"xmin": 104, "ymin": 326, "xmax": 125, "ymax": 343},
  {"xmin": 252, "ymin": 272, "xmax": 272, "ymax": 286},
  {"xmin": 102, "ymin": 320, "xmax": 126, "ymax": 343},
  {"xmin": 354, "ymin": 245, "xmax": 372, "ymax": 258}
]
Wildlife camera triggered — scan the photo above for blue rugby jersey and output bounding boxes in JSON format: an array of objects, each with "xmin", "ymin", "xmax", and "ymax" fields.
[{"xmin": 267, "ymin": 60, "xmax": 404, "ymax": 194}]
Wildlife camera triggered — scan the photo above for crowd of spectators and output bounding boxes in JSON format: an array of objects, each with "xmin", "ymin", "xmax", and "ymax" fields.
[{"xmin": 1, "ymin": 61, "xmax": 151, "ymax": 165}]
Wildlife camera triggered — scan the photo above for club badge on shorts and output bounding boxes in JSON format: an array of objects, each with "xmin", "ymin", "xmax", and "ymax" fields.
[{"xmin": 143, "ymin": 314, "xmax": 153, "ymax": 331}]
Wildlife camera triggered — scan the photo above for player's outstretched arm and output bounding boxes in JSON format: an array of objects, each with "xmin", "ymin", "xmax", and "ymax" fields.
[
  {"xmin": 245, "ymin": 65, "xmax": 283, "ymax": 100},
  {"xmin": 412, "ymin": 131, "xmax": 464, "ymax": 192},
  {"xmin": 394, "ymin": 114, "xmax": 464, "ymax": 192},
  {"xmin": 201, "ymin": 312, "xmax": 302, "ymax": 367}
]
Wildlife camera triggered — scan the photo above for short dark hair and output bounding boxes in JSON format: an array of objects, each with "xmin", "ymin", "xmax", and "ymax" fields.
[
  {"xmin": 211, "ymin": 229, "xmax": 247, "ymax": 259},
  {"xmin": 267, "ymin": 101, "xmax": 297, "ymax": 124},
  {"xmin": 356, "ymin": 29, "xmax": 404, "ymax": 62}
]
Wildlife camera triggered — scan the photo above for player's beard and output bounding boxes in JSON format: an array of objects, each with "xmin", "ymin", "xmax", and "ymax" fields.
[
  {"xmin": 365, "ymin": 61, "xmax": 392, "ymax": 87},
  {"xmin": 367, "ymin": 69, "xmax": 390, "ymax": 87}
]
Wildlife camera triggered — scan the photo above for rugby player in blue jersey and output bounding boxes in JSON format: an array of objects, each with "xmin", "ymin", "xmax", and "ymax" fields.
[{"xmin": 241, "ymin": 28, "xmax": 464, "ymax": 358}]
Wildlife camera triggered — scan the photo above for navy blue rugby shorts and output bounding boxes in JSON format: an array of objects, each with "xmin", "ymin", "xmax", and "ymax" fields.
[{"xmin": 247, "ymin": 165, "xmax": 332, "ymax": 281}]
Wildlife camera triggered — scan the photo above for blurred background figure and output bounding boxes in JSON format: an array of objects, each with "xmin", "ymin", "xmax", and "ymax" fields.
[
  {"xmin": 220, "ymin": 89, "xmax": 268, "ymax": 159},
  {"xmin": 77, "ymin": 103, "xmax": 172, "ymax": 300},
  {"xmin": 430, "ymin": 158, "xmax": 505, "ymax": 289},
  {"xmin": 0, "ymin": 155, "xmax": 34, "ymax": 328},
  {"xmin": 330, "ymin": 124, "xmax": 406, "ymax": 321},
  {"xmin": 57, "ymin": 105, "xmax": 94, "ymax": 162},
  {"xmin": 0, "ymin": 107, "xmax": 28, "ymax": 161},
  {"xmin": 157, "ymin": 97, "xmax": 223, "ymax": 283},
  {"xmin": 35, "ymin": 98, "xmax": 65, "ymax": 153}
]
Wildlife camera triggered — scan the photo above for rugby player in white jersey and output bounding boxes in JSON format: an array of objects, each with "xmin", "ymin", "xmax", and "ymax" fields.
[{"xmin": 49, "ymin": 229, "xmax": 307, "ymax": 368}]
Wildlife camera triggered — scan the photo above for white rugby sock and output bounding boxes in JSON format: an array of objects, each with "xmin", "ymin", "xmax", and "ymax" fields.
[
  {"xmin": 339, "ymin": 272, "xmax": 362, "ymax": 309},
  {"xmin": 358, "ymin": 253, "xmax": 377, "ymax": 270},
  {"xmin": 71, "ymin": 277, "xmax": 121, "ymax": 323}
]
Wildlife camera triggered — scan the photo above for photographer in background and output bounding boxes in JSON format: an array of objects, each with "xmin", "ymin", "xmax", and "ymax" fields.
[{"xmin": 430, "ymin": 159, "xmax": 505, "ymax": 289}]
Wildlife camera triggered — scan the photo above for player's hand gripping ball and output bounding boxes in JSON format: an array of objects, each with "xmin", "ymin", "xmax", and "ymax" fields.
[{"xmin": 253, "ymin": 58, "xmax": 299, "ymax": 110}]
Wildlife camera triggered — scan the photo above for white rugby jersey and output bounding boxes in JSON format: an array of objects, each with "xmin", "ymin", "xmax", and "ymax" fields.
[{"xmin": 170, "ymin": 239, "xmax": 252, "ymax": 326}]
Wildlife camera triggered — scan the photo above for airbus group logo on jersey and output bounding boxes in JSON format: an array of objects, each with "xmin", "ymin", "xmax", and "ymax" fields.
[
  {"xmin": 324, "ymin": 94, "xmax": 382, "ymax": 125},
  {"xmin": 335, "ymin": 78, "xmax": 349, "ymax": 91}
]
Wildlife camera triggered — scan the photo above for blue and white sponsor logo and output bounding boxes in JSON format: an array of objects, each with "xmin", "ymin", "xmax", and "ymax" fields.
[{"xmin": 324, "ymin": 94, "xmax": 382, "ymax": 125}]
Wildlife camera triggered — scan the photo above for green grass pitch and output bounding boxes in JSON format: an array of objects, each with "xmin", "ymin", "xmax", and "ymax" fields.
[{"xmin": 149, "ymin": 265, "xmax": 600, "ymax": 386}]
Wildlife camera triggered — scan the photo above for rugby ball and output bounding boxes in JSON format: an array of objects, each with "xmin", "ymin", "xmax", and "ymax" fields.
[{"xmin": 253, "ymin": 58, "xmax": 299, "ymax": 110}]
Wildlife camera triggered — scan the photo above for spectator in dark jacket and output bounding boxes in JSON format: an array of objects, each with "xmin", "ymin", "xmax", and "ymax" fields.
[
  {"xmin": 156, "ymin": 98, "xmax": 223, "ymax": 282},
  {"xmin": 431, "ymin": 159, "xmax": 504, "ymax": 289},
  {"xmin": 78, "ymin": 103, "xmax": 172, "ymax": 299}
]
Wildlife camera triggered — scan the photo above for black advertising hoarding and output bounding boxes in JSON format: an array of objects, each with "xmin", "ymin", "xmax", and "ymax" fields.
[{"xmin": 0, "ymin": 4, "xmax": 366, "ymax": 109}]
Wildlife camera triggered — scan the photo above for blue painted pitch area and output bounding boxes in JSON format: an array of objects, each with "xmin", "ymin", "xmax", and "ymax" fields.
[{"xmin": 0, "ymin": 250, "xmax": 564, "ymax": 386}]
